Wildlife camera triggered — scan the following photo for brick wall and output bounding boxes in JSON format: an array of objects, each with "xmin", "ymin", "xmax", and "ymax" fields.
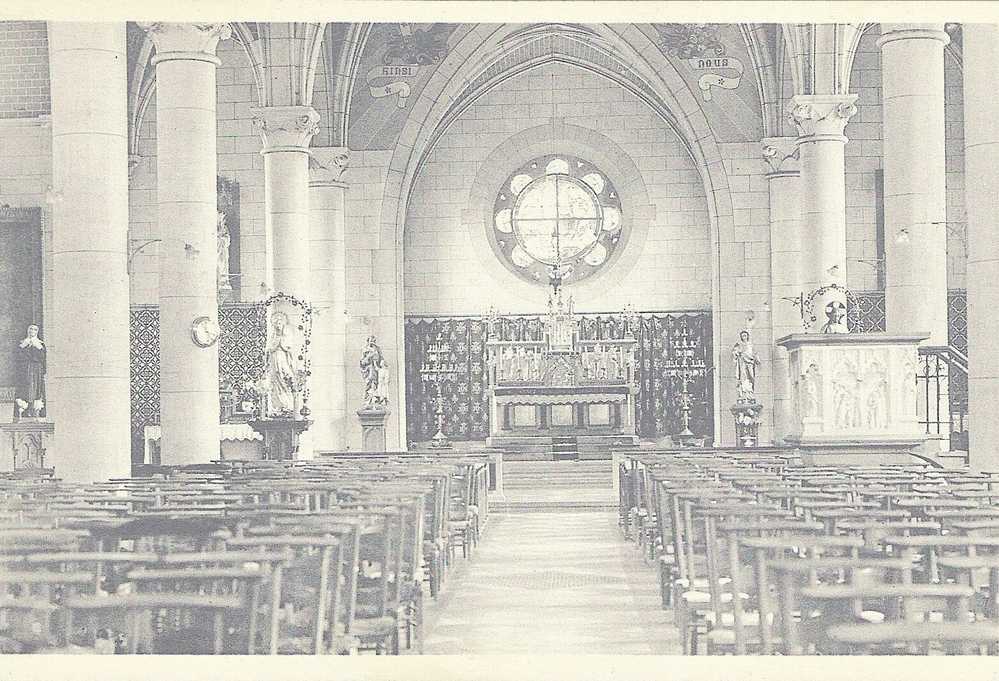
[
  {"xmin": 0, "ymin": 21, "xmax": 49, "ymax": 120},
  {"xmin": 403, "ymin": 61, "xmax": 713, "ymax": 316}
]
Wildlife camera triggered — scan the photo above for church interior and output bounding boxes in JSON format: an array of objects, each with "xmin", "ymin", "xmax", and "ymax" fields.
[{"xmin": 4, "ymin": 15, "xmax": 999, "ymax": 660}]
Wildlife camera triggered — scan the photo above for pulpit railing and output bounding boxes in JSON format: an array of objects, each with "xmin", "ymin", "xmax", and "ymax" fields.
[{"xmin": 917, "ymin": 345, "xmax": 969, "ymax": 451}]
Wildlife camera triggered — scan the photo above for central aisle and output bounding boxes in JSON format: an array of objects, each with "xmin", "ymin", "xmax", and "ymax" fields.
[{"xmin": 422, "ymin": 512, "xmax": 681, "ymax": 654}]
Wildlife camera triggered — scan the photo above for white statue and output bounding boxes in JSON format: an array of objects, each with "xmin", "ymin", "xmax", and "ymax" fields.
[
  {"xmin": 264, "ymin": 311, "xmax": 298, "ymax": 416},
  {"xmin": 732, "ymin": 329, "xmax": 760, "ymax": 402},
  {"xmin": 217, "ymin": 211, "xmax": 231, "ymax": 291},
  {"xmin": 360, "ymin": 336, "xmax": 387, "ymax": 407}
]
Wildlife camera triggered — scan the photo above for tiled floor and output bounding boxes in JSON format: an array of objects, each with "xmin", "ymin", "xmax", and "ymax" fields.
[{"xmin": 422, "ymin": 512, "xmax": 681, "ymax": 654}]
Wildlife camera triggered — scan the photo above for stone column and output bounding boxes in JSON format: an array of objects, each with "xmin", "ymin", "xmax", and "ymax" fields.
[
  {"xmin": 879, "ymin": 24, "xmax": 950, "ymax": 345},
  {"xmin": 308, "ymin": 148, "xmax": 349, "ymax": 452},
  {"xmin": 142, "ymin": 22, "xmax": 229, "ymax": 465},
  {"xmin": 787, "ymin": 94, "xmax": 858, "ymax": 325},
  {"xmin": 964, "ymin": 24, "xmax": 999, "ymax": 470},
  {"xmin": 252, "ymin": 106, "xmax": 320, "ymax": 302},
  {"xmin": 252, "ymin": 106, "xmax": 319, "ymax": 454},
  {"xmin": 762, "ymin": 137, "xmax": 802, "ymax": 444},
  {"xmin": 47, "ymin": 23, "xmax": 131, "ymax": 482}
]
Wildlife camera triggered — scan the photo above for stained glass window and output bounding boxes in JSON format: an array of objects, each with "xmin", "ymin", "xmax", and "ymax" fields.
[{"xmin": 491, "ymin": 154, "xmax": 623, "ymax": 285}]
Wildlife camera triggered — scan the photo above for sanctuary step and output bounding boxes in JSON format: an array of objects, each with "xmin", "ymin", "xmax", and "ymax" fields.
[
  {"xmin": 551, "ymin": 436, "xmax": 578, "ymax": 461},
  {"xmin": 490, "ymin": 434, "xmax": 635, "ymax": 461},
  {"xmin": 492, "ymin": 460, "xmax": 615, "ymax": 512},
  {"xmin": 503, "ymin": 460, "xmax": 613, "ymax": 489}
]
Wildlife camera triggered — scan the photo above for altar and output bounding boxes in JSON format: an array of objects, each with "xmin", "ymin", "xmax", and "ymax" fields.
[{"xmin": 484, "ymin": 291, "xmax": 638, "ymax": 449}]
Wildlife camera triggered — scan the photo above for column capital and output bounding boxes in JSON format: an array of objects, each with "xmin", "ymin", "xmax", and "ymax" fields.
[
  {"xmin": 309, "ymin": 147, "xmax": 350, "ymax": 187},
  {"xmin": 251, "ymin": 105, "xmax": 320, "ymax": 154},
  {"xmin": 140, "ymin": 23, "xmax": 230, "ymax": 65},
  {"xmin": 877, "ymin": 24, "xmax": 950, "ymax": 49},
  {"xmin": 787, "ymin": 94, "xmax": 858, "ymax": 142},
  {"xmin": 761, "ymin": 136, "xmax": 800, "ymax": 176}
]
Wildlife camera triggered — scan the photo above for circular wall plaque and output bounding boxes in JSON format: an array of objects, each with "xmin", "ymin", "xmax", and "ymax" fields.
[{"xmin": 191, "ymin": 315, "xmax": 221, "ymax": 348}]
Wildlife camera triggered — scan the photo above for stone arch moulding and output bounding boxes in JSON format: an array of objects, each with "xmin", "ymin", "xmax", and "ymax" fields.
[
  {"xmin": 461, "ymin": 121, "xmax": 655, "ymax": 305},
  {"xmin": 373, "ymin": 22, "xmax": 742, "ymax": 445}
]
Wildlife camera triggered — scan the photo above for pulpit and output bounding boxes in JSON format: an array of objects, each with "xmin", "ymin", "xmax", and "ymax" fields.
[
  {"xmin": 485, "ymin": 290, "xmax": 639, "ymax": 452},
  {"xmin": 777, "ymin": 333, "xmax": 928, "ymax": 463}
]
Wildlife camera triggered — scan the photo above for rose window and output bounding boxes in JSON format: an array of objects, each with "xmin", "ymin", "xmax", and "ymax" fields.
[{"xmin": 492, "ymin": 155, "xmax": 623, "ymax": 285}]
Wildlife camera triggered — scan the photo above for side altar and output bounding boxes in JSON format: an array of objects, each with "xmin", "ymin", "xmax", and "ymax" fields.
[{"xmin": 484, "ymin": 292, "xmax": 639, "ymax": 448}]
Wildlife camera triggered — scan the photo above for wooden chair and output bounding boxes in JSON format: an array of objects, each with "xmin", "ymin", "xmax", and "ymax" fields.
[
  {"xmin": 734, "ymin": 534, "xmax": 866, "ymax": 654},
  {"xmin": 224, "ymin": 535, "xmax": 342, "ymax": 654},
  {"xmin": 768, "ymin": 556, "xmax": 919, "ymax": 655},
  {"xmin": 801, "ymin": 583, "xmax": 989, "ymax": 654},
  {"xmin": 0, "ymin": 569, "xmax": 97, "ymax": 652}
]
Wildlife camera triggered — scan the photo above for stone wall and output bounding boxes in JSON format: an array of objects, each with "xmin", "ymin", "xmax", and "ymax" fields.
[
  {"xmin": 404, "ymin": 61, "xmax": 713, "ymax": 315},
  {"xmin": 0, "ymin": 21, "xmax": 49, "ymax": 120}
]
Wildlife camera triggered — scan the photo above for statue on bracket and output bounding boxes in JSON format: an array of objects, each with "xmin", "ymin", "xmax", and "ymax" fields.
[
  {"xmin": 14, "ymin": 323, "xmax": 45, "ymax": 420},
  {"xmin": 732, "ymin": 328, "xmax": 759, "ymax": 403},
  {"xmin": 217, "ymin": 211, "xmax": 231, "ymax": 293},
  {"xmin": 360, "ymin": 335, "xmax": 389, "ymax": 409}
]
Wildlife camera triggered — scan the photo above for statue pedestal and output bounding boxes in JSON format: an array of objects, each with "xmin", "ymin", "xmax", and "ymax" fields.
[
  {"xmin": 247, "ymin": 418, "xmax": 312, "ymax": 461},
  {"xmin": 731, "ymin": 400, "xmax": 763, "ymax": 448},
  {"xmin": 777, "ymin": 333, "xmax": 928, "ymax": 464},
  {"xmin": 356, "ymin": 407, "xmax": 389, "ymax": 451},
  {"xmin": 1, "ymin": 418, "xmax": 54, "ymax": 471}
]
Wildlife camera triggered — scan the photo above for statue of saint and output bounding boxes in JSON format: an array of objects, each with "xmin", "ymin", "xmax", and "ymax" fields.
[
  {"xmin": 14, "ymin": 324, "xmax": 45, "ymax": 420},
  {"xmin": 732, "ymin": 329, "xmax": 759, "ymax": 403},
  {"xmin": 360, "ymin": 336, "xmax": 386, "ymax": 407},
  {"xmin": 264, "ymin": 311, "xmax": 298, "ymax": 416},
  {"xmin": 217, "ymin": 211, "xmax": 231, "ymax": 291}
]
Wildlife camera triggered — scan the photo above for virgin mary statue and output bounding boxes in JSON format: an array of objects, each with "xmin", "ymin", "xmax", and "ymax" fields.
[{"xmin": 265, "ymin": 311, "xmax": 298, "ymax": 416}]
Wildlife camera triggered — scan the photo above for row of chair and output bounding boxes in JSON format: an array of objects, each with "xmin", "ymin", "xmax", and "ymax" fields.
[
  {"xmin": 0, "ymin": 453, "xmax": 490, "ymax": 655},
  {"xmin": 619, "ymin": 449, "xmax": 999, "ymax": 655}
]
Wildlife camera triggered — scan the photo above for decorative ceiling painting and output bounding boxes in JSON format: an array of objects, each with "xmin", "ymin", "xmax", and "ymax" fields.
[
  {"xmin": 644, "ymin": 23, "xmax": 764, "ymax": 142},
  {"xmin": 348, "ymin": 23, "xmax": 462, "ymax": 150}
]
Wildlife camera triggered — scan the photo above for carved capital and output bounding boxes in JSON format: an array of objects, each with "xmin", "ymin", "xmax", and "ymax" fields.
[
  {"xmin": 251, "ymin": 106, "xmax": 320, "ymax": 154},
  {"xmin": 761, "ymin": 136, "xmax": 800, "ymax": 176},
  {"xmin": 140, "ymin": 23, "xmax": 231, "ymax": 65},
  {"xmin": 309, "ymin": 147, "xmax": 350, "ymax": 185},
  {"xmin": 877, "ymin": 24, "xmax": 950, "ymax": 50},
  {"xmin": 787, "ymin": 94, "xmax": 858, "ymax": 141}
]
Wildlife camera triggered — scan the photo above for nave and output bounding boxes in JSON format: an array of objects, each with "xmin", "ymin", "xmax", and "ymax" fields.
[{"xmin": 422, "ymin": 512, "xmax": 677, "ymax": 655}]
